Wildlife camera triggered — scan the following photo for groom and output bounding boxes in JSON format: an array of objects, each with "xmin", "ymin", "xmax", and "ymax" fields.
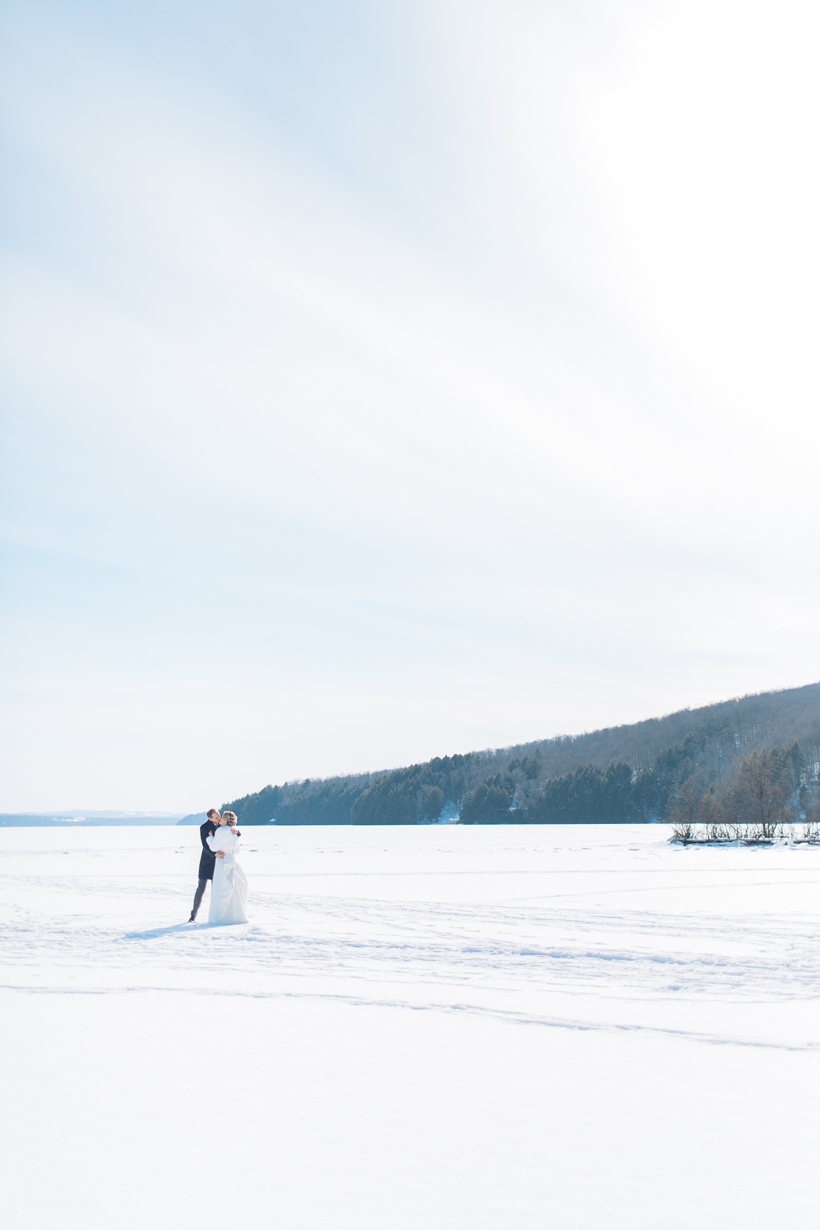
[{"xmin": 188, "ymin": 808, "xmax": 221, "ymax": 922}]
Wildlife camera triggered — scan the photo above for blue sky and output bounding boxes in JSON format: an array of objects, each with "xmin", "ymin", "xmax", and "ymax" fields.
[{"xmin": 3, "ymin": 1, "xmax": 820, "ymax": 810}]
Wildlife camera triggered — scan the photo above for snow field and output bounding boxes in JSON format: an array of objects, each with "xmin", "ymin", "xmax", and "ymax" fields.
[{"xmin": 1, "ymin": 823, "xmax": 819, "ymax": 1228}]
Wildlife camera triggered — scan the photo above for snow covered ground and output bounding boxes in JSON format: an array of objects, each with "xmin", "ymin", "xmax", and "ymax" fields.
[{"xmin": 1, "ymin": 823, "xmax": 818, "ymax": 1228}]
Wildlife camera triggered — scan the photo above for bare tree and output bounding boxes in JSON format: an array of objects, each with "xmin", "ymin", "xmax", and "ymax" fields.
[{"xmin": 733, "ymin": 749, "xmax": 793, "ymax": 838}]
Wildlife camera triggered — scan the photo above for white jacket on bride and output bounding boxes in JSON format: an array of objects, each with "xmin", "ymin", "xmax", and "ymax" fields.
[{"xmin": 206, "ymin": 825, "xmax": 249, "ymax": 924}]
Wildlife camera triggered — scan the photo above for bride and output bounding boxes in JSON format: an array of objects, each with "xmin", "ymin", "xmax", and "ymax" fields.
[{"xmin": 206, "ymin": 811, "xmax": 248, "ymax": 924}]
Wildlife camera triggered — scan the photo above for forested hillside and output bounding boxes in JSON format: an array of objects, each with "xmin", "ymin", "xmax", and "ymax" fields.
[{"xmin": 222, "ymin": 682, "xmax": 820, "ymax": 825}]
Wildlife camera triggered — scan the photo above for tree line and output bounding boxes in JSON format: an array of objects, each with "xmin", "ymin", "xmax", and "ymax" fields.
[{"xmin": 222, "ymin": 682, "xmax": 820, "ymax": 825}]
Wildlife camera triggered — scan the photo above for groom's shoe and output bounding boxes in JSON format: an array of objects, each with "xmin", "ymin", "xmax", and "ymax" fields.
[{"xmin": 188, "ymin": 912, "xmax": 197, "ymax": 923}]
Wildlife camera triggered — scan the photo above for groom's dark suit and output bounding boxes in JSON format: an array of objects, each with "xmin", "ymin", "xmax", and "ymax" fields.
[{"xmin": 191, "ymin": 817, "xmax": 217, "ymax": 919}]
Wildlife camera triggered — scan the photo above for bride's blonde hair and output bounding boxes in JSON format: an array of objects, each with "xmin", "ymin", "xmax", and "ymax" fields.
[{"xmin": 222, "ymin": 811, "xmax": 238, "ymax": 826}]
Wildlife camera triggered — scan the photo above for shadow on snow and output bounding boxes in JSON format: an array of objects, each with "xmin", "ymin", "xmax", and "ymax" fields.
[{"xmin": 122, "ymin": 922, "xmax": 244, "ymax": 940}]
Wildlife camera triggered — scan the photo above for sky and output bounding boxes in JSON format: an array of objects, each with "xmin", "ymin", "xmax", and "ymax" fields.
[{"xmin": 2, "ymin": 0, "xmax": 820, "ymax": 812}]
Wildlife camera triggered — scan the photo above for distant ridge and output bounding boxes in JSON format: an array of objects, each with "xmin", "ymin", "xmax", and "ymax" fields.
[
  {"xmin": 224, "ymin": 682, "xmax": 820, "ymax": 826},
  {"xmin": 177, "ymin": 812, "xmax": 208, "ymax": 826},
  {"xmin": 0, "ymin": 813, "xmax": 184, "ymax": 827}
]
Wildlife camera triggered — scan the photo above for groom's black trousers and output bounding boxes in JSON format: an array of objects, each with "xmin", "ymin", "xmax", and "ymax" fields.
[{"xmin": 192, "ymin": 876, "xmax": 212, "ymax": 916}]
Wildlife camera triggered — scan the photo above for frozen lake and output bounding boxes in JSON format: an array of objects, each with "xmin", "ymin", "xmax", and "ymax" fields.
[{"xmin": 2, "ymin": 824, "xmax": 819, "ymax": 1227}]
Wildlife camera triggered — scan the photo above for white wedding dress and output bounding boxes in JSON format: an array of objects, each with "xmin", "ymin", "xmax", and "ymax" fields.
[{"xmin": 206, "ymin": 826, "xmax": 249, "ymax": 924}]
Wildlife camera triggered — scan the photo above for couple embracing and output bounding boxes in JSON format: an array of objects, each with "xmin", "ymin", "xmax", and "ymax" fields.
[{"xmin": 189, "ymin": 808, "xmax": 249, "ymax": 924}]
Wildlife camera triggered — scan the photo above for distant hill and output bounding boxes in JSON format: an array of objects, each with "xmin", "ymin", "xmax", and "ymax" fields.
[
  {"xmin": 0, "ymin": 813, "xmax": 184, "ymax": 827},
  {"xmin": 223, "ymin": 682, "xmax": 820, "ymax": 826}
]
